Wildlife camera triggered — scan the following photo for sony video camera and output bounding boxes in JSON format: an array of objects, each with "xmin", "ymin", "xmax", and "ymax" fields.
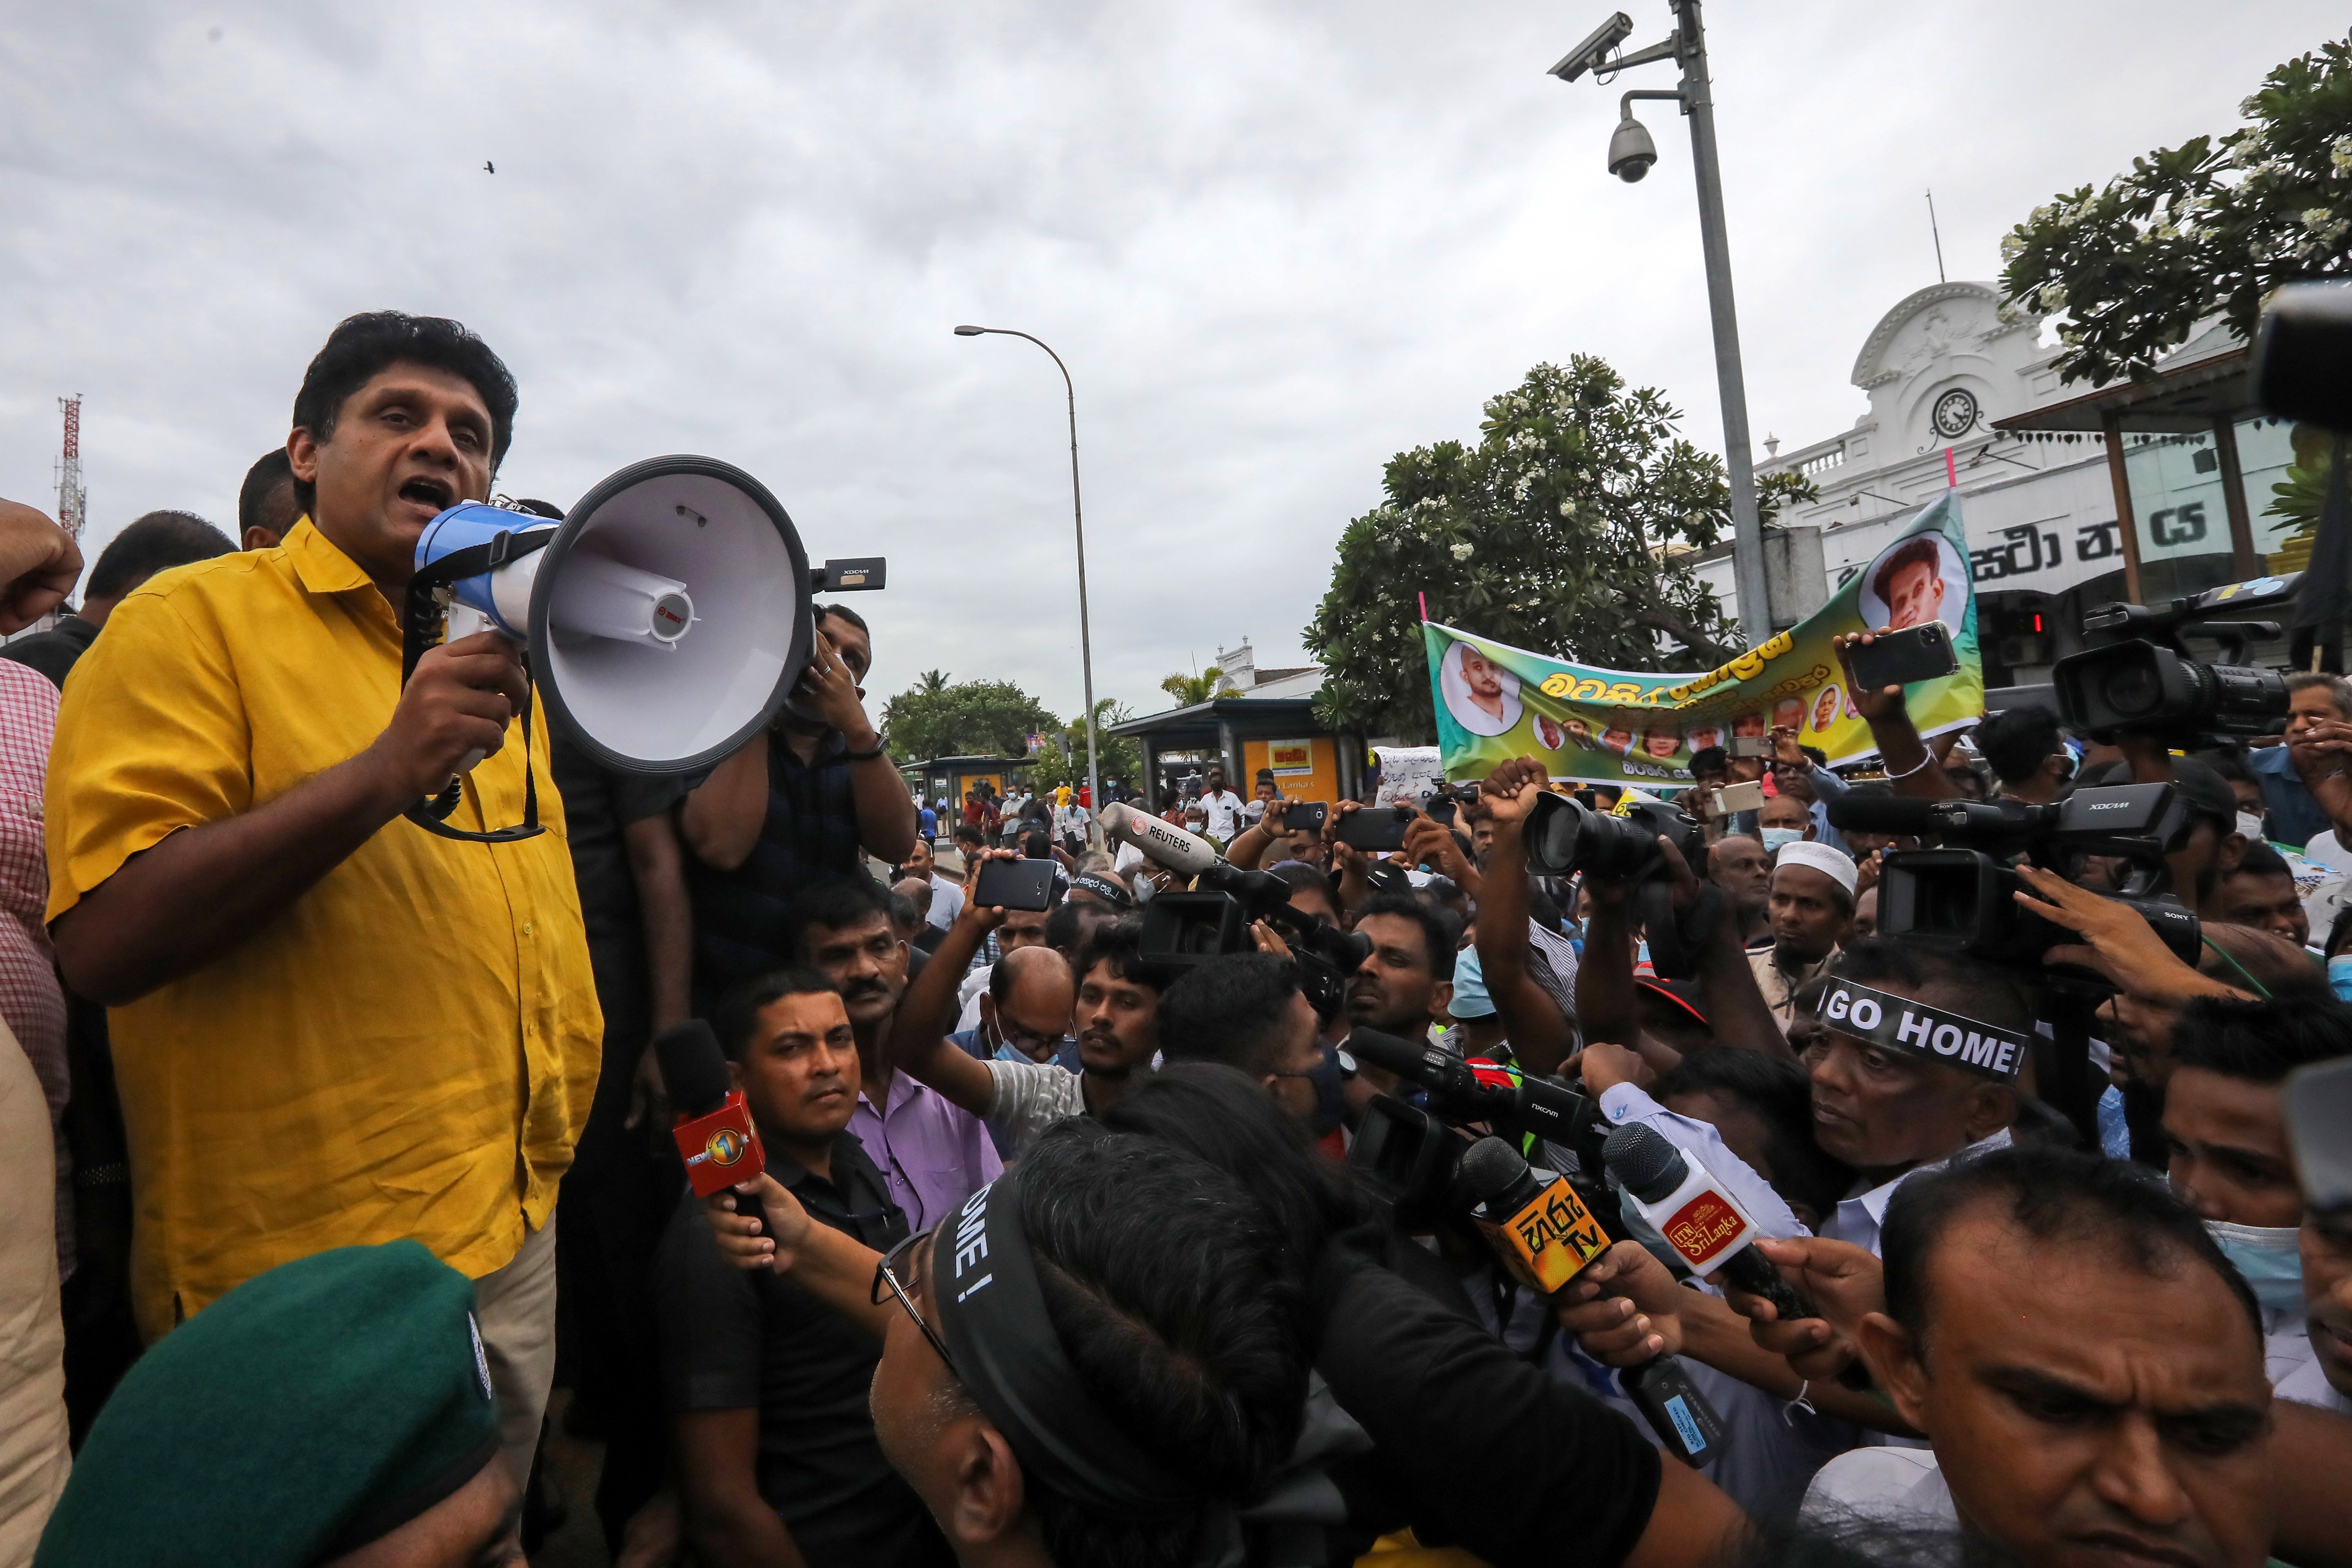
[
  {"xmin": 2050, "ymin": 579, "xmax": 2296, "ymax": 749},
  {"xmin": 1835, "ymin": 788, "xmax": 2201, "ymax": 970}
]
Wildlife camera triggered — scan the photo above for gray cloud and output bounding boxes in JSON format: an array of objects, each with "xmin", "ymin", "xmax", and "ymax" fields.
[{"xmin": 1, "ymin": 1, "xmax": 2337, "ymax": 721}]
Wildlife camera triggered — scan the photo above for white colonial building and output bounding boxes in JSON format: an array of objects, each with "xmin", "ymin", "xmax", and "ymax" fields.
[{"xmin": 1692, "ymin": 280, "xmax": 2299, "ymax": 688}]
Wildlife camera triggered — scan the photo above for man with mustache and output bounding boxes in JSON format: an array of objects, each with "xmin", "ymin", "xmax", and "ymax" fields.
[
  {"xmin": 794, "ymin": 879, "xmax": 997, "ymax": 1233},
  {"xmin": 42, "ymin": 312, "xmax": 598, "ymax": 1480},
  {"xmin": 654, "ymin": 968, "xmax": 952, "ymax": 1568},
  {"xmin": 885, "ymin": 854, "xmax": 1170, "ymax": 1156}
]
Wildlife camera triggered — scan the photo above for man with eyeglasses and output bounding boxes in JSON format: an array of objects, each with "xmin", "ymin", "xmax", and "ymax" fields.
[{"xmin": 652, "ymin": 967, "xmax": 953, "ymax": 1568}]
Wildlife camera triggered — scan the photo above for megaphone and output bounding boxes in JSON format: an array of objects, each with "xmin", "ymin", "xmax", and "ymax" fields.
[{"xmin": 401, "ymin": 455, "xmax": 829, "ymax": 843}]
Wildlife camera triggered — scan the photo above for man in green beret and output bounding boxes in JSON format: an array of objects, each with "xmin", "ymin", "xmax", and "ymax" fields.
[{"xmin": 37, "ymin": 1241, "xmax": 521, "ymax": 1567}]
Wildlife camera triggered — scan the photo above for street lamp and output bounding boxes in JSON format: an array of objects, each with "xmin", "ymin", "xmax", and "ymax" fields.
[
  {"xmin": 953, "ymin": 324, "xmax": 1101, "ymax": 828},
  {"xmin": 1551, "ymin": 3, "xmax": 1771, "ymax": 650}
]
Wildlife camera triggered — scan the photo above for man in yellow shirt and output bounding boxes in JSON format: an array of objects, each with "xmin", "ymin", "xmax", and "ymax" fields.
[{"xmin": 45, "ymin": 311, "xmax": 601, "ymax": 1481}]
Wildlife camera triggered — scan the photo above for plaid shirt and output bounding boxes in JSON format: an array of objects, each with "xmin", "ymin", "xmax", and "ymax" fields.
[
  {"xmin": 688, "ymin": 728, "xmax": 863, "ymax": 1002},
  {"xmin": 0, "ymin": 662, "xmax": 67, "ymax": 1275}
]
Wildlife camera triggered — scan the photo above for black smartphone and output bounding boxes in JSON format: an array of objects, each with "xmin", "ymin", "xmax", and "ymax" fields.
[
  {"xmin": 1283, "ymin": 801, "xmax": 1329, "ymax": 836},
  {"xmin": 974, "ymin": 857, "xmax": 1058, "ymax": 913},
  {"xmin": 1335, "ymin": 806, "xmax": 1413, "ymax": 853},
  {"xmin": 1848, "ymin": 622, "xmax": 1960, "ymax": 690}
]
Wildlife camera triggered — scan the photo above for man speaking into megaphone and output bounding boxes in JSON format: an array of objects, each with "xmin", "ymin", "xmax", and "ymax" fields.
[{"xmin": 45, "ymin": 310, "xmax": 601, "ymax": 1484}]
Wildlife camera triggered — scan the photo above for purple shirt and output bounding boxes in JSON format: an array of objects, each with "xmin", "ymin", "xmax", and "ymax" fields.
[{"xmin": 851, "ymin": 1067, "xmax": 1002, "ymax": 1232}]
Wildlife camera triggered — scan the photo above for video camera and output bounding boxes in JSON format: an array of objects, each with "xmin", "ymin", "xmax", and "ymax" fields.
[
  {"xmin": 1830, "ymin": 789, "xmax": 2201, "ymax": 969},
  {"xmin": 2049, "ymin": 577, "xmax": 2296, "ymax": 749},
  {"xmin": 1100, "ymin": 803, "xmax": 1370, "ymax": 1020},
  {"xmin": 1521, "ymin": 791, "xmax": 1718, "ymax": 977}
]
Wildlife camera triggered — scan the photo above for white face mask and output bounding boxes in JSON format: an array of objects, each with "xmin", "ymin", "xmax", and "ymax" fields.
[{"xmin": 2237, "ymin": 811, "xmax": 2266, "ymax": 843}]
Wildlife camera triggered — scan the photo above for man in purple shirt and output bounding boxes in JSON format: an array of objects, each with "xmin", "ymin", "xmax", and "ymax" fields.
[{"xmin": 795, "ymin": 878, "xmax": 999, "ymax": 1230}]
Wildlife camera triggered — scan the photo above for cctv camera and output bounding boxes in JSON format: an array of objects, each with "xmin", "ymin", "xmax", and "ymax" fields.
[
  {"xmin": 1606, "ymin": 114, "xmax": 1658, "ymax": 181},
  {"xmin": 1549, "ymin": 11, "xmax": 1634, "ymax": 82}
]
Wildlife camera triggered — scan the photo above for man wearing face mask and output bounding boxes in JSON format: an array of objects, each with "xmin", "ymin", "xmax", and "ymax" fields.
[
  {"xmin": 1748, "ymin": 843, "xmax": 1856, "ymax": 1032},
  {"xmin": 1757, "ymin": 790, "xmax": 1815, "ymax": 857},
  {"xmin": 2163, "ymin": 995, "xmax": 2352, "ymax": 1388},
  {"xmin": 1156, "ymin": 954, "xmax": 1345, "ymax": 1141}
]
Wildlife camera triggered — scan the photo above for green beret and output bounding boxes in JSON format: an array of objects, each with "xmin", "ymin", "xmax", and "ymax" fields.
[{"xmin": 38, "ymin": 1240, "xmax": 501, "ymax": 1566}]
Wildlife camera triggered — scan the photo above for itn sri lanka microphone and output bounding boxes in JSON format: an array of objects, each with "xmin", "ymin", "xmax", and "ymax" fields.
[
  {"xmin": 1602, "ymin": 1122, "xmax": 1813, "ymax": 1323},
  {"xmin": 1453, "ymin": 1136, "xmax": 1729, "ymax": 1466},
  {"xmin": 655, "ymin": 1020, "xmax": 766, "ymax": 1200}
]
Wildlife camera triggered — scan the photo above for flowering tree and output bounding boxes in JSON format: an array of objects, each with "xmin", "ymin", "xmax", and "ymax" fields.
[
  {"xmin": 1303, "ymin": 356, "xmax": 1810, "ymax": 741},
  {"xmin": 1999, "ymin": 36, "xmax": 2352, "ymax": 388}
]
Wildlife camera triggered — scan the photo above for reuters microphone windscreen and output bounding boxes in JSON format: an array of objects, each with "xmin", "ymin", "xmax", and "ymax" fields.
[
  {"xmin": 656, "ymin": 1020, "xmax": 768, "ymax": 1199},
  {"xmin": 1098, "ymin": 801, "xmax": 1222, "ymax": 878},
  {"xmin": 1454, "ymin": 1136, "xmax": 1610, "ymax": 1292}
]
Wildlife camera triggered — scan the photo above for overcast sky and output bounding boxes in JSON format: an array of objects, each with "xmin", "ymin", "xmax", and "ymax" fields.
[{"xmin": 0, "ymin": 2, "xmax": 2338, "ymax": 724}]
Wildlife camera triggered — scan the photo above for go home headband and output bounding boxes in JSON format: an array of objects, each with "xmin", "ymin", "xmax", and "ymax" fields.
[
  {"xmin": 931, "ymin": 1161, "xmax": 1194, "ymax": 1515},
  {"xmin": 1815, "ymin": 978, "xmax": 2029, "ymax": 1083}
]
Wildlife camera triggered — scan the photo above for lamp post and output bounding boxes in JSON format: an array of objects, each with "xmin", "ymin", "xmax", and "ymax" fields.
[
  {"xmin": 1552, "ymin": 1, "xmax": 1771, "ymax": 650},
  {"xmin": 954, "ymin": 324, "xmax": 1101, "ymax": 826}
]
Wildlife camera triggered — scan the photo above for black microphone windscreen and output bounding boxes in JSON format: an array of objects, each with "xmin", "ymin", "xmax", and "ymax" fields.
[
  {"xmin": 1602, "ymin": 1122, "xmax": 1690, "ymax": 1203},
  {"xmin": 1345, "ymin": 1028, "xmax": 1433, "ymax": 1081},
  {"xmin": 1822, "ymin": 795, "xmax": 1957, "ymax": 835},
  {"xmin": 655, "ymin": 1020, "xmax": 734, "ymax": 1118},
  {"xmin": 1455, "ymin": 1136, "xmax": 1530, "ymax": 1206}
]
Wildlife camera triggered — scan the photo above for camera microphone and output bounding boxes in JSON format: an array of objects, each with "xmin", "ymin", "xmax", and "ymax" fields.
[
  {"xmin": 1345, "ymin": 1029, "xmax": 1586, "ymax": 1145},
  {"xmin": 1099, "ymin": 801, "xmax": 1223, "ymax": 878},
  {"xmin": 656, "ymin": 1020, "xmax": 769, "ymax": 1203},
  {"xmin": 1823, "ymin": 795, "xmax": 2042, "ymax": 838}
]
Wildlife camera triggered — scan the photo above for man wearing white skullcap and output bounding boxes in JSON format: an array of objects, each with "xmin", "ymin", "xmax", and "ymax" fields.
[{"xmin": 1747, "ymin": 841, "xmax": 1858, "ymax": 1032}]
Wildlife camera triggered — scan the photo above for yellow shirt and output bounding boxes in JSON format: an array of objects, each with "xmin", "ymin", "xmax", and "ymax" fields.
[{"xmin": 45, "ymin": 519, "xmax": 601, "ymax": 1340}]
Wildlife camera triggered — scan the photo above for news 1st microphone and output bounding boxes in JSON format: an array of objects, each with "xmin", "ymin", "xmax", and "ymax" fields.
[
  {"xmin": 1454, "ymin": 1136, "xmax": 1610, "ymax": 1292},
  {"xmin": 1603, "ymin": 1123, "xmax": 1811, "ymax": 1322},
  {"xmin": 657, "ymin": 1020, "xmax": 767, "ymax": 1200}
]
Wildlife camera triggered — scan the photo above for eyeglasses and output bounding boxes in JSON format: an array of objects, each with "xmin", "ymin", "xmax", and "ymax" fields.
[{"xmin": 871, "ymin": 1228, "xmax": 956, "ymax": 1371}]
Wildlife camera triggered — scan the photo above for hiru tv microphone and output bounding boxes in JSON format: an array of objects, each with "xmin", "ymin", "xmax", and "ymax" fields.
[{"xmin": 656, "ymin": 1019, "xmax": 767, "ymax": 1201}]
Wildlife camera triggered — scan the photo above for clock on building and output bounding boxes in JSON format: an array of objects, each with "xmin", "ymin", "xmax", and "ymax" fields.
[{"xmin": 1931, "ymin": 387, "xmax": 1979, "ymax": 439}]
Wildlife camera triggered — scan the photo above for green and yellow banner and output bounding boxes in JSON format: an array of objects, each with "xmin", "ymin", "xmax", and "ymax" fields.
[{"xmin": 1423, "ymin": 492, "xmax": 1984, "ymax": 786}]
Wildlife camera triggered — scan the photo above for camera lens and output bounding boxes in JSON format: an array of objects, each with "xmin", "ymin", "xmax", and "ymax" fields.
[{"xmin": 2098, "ymin": 661, "xmax": 2162, "ymax": 717}]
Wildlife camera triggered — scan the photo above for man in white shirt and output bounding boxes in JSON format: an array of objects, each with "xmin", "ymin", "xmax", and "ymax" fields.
[
  {"xmin": 897, "ymin": 836, "xmax": 964, "ymax": 932},
  {"xmin": 1802, "ymin": 1145, "xmax": 2274, "ymax": 1568},
  {"xmin": 1195, "ymin": 766, "xmax": 1245, "ymax": 845}
]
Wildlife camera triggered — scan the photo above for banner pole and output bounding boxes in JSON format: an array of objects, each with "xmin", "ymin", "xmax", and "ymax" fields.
[
  {"xmin": 1944, "ymin": 447, "xmax": 1958, "ymax": 489},
  {"xmin": 1418, "ymin": 591, "xmax": 1429, "ymax": 623}
]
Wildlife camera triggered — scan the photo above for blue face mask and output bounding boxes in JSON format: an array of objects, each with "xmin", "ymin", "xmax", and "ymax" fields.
[
  {"xmin": 2206, "ymin": 1219, "xmax": 2305, "ymax": 1315},
  {"xmin": 1760, "ymin": 826, "xmax": 1806, "ymax": 853},
  {"xmin": 2330, "ymin": 954, "xmax": 2352, "ymax": 1003}
]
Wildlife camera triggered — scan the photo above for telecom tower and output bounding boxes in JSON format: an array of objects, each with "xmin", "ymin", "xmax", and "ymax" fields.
[{"xmin": 55, "ymin": 395, "xmax": 87, "ymax": 542}]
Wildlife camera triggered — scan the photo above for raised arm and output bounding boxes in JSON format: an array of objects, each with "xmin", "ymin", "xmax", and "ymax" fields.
[
  {"xmin": 877, "ymin": 855, "xmax": 1008, "ymax": 1117},
  {"xmin": 51, "ymin": 626, "xmax": 530, "ymax": 1006},
  {"xmin": 681, "ymin": 737, "xmax": 769, "ymax": 871},
  {"xmin": 1470, "ymin": 759, "xmax": 1572, "ymax": 1074},
  {"xmin": 795, "ymin": 628, "xmax": 917, "ymax": 866},
  {"xmin": 1225, "ymin": 798, "xmax": 1289, "ymax": 871},
  {"xmin": 1832, "ymin": 632, "xmax": 1960, "ymax": 801}
]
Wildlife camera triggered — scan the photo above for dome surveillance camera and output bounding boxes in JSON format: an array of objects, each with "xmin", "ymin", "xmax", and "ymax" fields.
[{"xmin": 1607, "ymin": 114, "xmax": 1657, "ymax": 182}]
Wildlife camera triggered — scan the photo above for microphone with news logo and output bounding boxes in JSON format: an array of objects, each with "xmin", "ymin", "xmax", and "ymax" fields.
[
  {"xmin": 657, "ymin": 1020, "xmax": 767, "ymax": 1203},
  {"xmin": 1454, "ymin": 1136, "xmax": 1729, "ymax": 1466},
  {"xmin": 1603, "ymin": 1122, "xmax": 1816, "ymax": 1325}
]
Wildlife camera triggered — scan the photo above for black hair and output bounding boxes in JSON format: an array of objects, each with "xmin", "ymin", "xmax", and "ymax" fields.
[
  {"xmin": 238, "ymin": 449, "xmax": 296, "ymax": 538},
  {"xmin": 883, "ymin": 886, "xmax": 921, "ymax": 930},
  {"xmin": 1077, "ymin": 917, "xmax": 1174, "ymax": 993},
  {"xmin": 85, "ymin": 512, "xmax": 236, "ymax": 601},
  {"xmin": 1156, "ymin": 955, "xmax": 1303, "ymax": 1078},
  {"xmin": 1800, "ymin": 744, "xmax": 1828, "ymax": 770},
  {"xmin": 2224, "ymin": 840, "xmax": 2293, "ymax": 882},
  {"xmin": 1655, "ymin": 1050, "xmax": 1854, "ymax": 1223},
  {"xmin": 2328, "ymin": 902, "xmax": 2352, "ymax": 959},
  {"xmin": 1100, "ymin": 1063, "xmax": 1361, "ymax": 1261},
  {"xmin": 1266, "ymin": 860, "xmax": 1337, "ymax": 909},
  {"xmin": 1009, "ymin": 1123, "xmax": 1311, "ymax": 1568},
  {"xmin": 2171, "ymin": 994, "xmax": 2352, "ymax": 1085},
  {"xmin": 1826, "ymin": 937, "xmax": 2036, "ymax": 1036},
  {"xmin": 2199, "ymin": 924, "xmax": 2332, "ymax": 1000},
  {"xmin": 1974, "ymin": 706, "xmax": 2063, "ymax": 786},
  {"xmin": 953, "ymin": 823, "xmax": 985, "ymax": 848},
  {"xmin": 1881, "ymin": 1144, "xmax": 2259, "ymax": 1348},
  {"xmin": 2197, "ymin": 748, "xmax": 2252, "ymax": 786},
  {"xmin": 1352, "ymin": 892, "xmax": 1460, "ymax": 983},
  {"xmin": 1688, "ymin": 745, "xmax": 1728, "ymax": 778},
  {"xmin": 791, "ymin": 876, "xmax": 894, "ymax": 955},
  {"xmin": 712, "ymin": 966, "xmax": 840, "ymax": 1061},
  {"xmin": 1022, "ymin": 829, "xmax": 1055, "ymax": 863},
  {"xmin": 288, "ymin": 312, "xmax": 519, "ymax": 514},
  {"xmin": 813, "ymin": 601, "xmax": 869, "ymax": 637}
]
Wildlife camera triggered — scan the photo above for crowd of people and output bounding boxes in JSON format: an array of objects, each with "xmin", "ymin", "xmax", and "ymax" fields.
[{"xmin": 0, "ymin": 308, "xmax": 2347, "ymax": 1568}]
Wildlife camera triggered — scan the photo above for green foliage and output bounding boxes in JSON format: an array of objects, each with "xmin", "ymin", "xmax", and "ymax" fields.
[
  {"xmin": 1027, "ymin": 698, "xmax": 1143, "ymax": 790},
  {"xmin": 879, "ymin": 675, "xmax": 1058, "ymax": 764},
  {"xmin": 1302, "ymin": 356, "xmax": 1741, "ymax": 741},
  {"xmin": 1158, "ymin": 667, "xmax": 1237, "ymax": 707},
  {"xmin": 1999, "ymin": 35, "xmax": 2352, "ymax": 386}
]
